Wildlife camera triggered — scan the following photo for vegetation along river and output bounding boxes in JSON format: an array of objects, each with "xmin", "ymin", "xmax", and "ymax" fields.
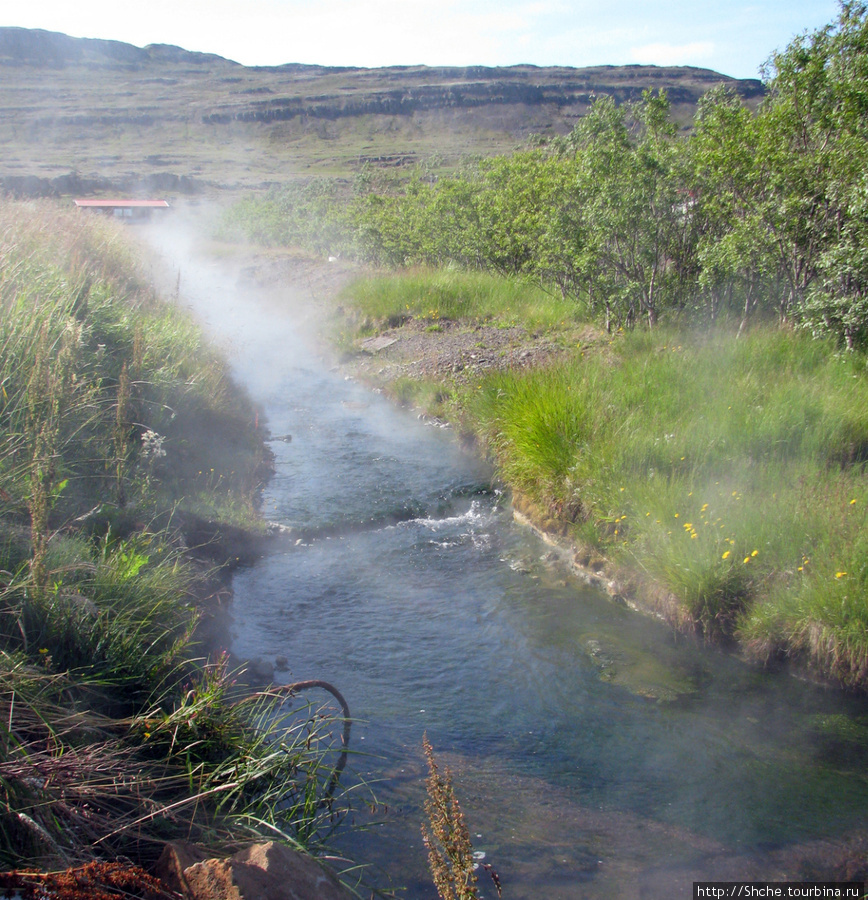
[{"xmin": 143, "ymin": 219, "xmax": 868, "ymax": 899}]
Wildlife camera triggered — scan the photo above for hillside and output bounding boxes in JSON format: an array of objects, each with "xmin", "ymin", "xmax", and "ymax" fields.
[{"xmin": 0, "ymin": 26, "xmax": 763, "ymax": 193}]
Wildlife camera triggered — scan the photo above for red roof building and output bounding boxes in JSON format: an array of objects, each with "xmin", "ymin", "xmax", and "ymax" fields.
[{"xmin": 74, "ymin": 199, "xmax": 170, "ymax": 220}]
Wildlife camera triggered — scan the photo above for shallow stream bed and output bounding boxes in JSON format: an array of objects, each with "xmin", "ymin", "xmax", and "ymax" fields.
[{"xmin": 143, "ymin": 222, "xmax": 868, "ymax": 899}]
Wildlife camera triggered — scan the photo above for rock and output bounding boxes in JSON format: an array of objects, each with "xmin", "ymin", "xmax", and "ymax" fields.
[
  {"xmin": 266, "ymin": 521, "xmax": 294, "ymax": 537},
  {"xmin": 246, "ymin": 656, "xmax": 274, "ymax": 684},
  {"xmin": 360, "ymin": 335, "xmax": 397, "ymax": 353},
  {"xmin": 156, "ymin": 841, "xmax": 355, "ymax": 900},
  {"xmin": 155, "ymin": 842, "xmax": 209, "ymax": 893}
]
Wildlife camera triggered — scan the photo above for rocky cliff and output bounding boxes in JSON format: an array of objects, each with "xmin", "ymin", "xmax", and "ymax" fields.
[{"xmin": 0, "ymin": 27, "xmax": 765, "ymax": 190}]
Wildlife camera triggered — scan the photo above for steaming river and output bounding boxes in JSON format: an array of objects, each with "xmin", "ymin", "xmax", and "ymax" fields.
[{"xmin": 144, "ymin": 222, "xmax": 868, "ymax": 899}]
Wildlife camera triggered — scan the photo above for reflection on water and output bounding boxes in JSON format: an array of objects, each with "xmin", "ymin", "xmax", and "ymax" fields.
[{"xmin": 145, "ymin": 224, "xmax": 868, "ymax": 900}]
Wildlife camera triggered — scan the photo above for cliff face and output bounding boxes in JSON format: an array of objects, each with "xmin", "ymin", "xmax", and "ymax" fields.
[
  {"xmin": 202, "ymin": 70, "xmax": 763, "ymax": 126},
  {"xmin": 0, "ymin": 27, "xmax": 764, "ymax": 190}
]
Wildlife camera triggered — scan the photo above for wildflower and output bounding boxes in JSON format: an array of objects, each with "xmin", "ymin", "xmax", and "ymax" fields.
[
  {"xmin": 835, "ymin": 572, "xmax": 848, "ymax": 579},
  {"xmin": 683, "ymin": 522, "xmax": 693, "ymax": 530},
  {"xmin": 743, "ymin": 557, "xmax": 751, "ymax": 564},
  {"xmin": 722, "ymin": 551, "xmax": 731, "ymax": 559},
  {"xmin": 850, "ymin": 499, "xmax": 858, "ymax": 505},
  {"xmin": 141, "ymin": 429, "xmax": 166, "ymax": 459},
  {"xmin": 751, "ymin": 550, "xmax": 758, "ymax": 557}
]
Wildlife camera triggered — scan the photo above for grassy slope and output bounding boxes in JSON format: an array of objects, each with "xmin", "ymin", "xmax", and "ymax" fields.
[
  {"xmin": 0, "ymin": 199, "xmax": 347, "ymax": 872},
  {"xmin": 335, "ymin": 269, "xmax": 868, "ymax": 690}
]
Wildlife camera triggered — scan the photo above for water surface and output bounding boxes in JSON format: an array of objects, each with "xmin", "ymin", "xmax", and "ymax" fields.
[{"xmin": 145, "ymin": 223, "xmax": 868, "ymax": 899}]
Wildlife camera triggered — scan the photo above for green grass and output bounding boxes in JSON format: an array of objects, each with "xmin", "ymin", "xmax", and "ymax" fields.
[
  {"xmin": 0, "ymin": 198, "xmax": 350, "ymax": 871},
  {"xmin": 339, "ymin": 267, "xmax": 587, "ymax": 332},
  {"xmin": 460, "ymin": 327, "xmax": 868, "ymax": 678}
]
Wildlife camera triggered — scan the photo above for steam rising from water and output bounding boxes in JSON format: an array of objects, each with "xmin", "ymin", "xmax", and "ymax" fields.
[{"xmin": 138, "ymin": 212, "xmax": 868, "ymax": 900}]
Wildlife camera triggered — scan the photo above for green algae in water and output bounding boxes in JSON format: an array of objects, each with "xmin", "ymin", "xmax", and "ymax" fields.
[
  {"xmin": 809, "ymin": 713, "xmax": 868, "ymax": 747},
  {"xmin": 582, "ymin": 630, "xmax": 707, "ymax": 702}
]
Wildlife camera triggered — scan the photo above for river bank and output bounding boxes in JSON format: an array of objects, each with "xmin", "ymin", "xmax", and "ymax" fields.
[
  {"xmin": 307, "ymin": 265, "xmax": 868, "ymax": 695},
  {"xmin": 0, "ymin": 202, "xmax": 367, "ymax": 900}
]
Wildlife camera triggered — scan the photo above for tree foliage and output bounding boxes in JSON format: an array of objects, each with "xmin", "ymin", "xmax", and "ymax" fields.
[{"xmin": 222, "ymin": 2, "xmax": 868, "ymax": 348}]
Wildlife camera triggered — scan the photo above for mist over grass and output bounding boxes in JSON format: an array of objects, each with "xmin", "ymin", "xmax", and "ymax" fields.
[
  {"xmin": 470, "ymin": 328, "xmax": 868, "ymax": 684},
  {"xmin": 0, "ymin": 199, "xmax": 350, "ymax": 871}
]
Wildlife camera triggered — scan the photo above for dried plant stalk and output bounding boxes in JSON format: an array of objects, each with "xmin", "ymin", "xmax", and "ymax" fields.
[{"xmin": 421, "ymin": 735, "xmax": 479, "ymax": 900}]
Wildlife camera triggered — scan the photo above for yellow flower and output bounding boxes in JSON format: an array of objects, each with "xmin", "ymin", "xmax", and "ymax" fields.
[
  {"xmin": 850, "ymin": 499, "xmax": 857, "ymax": 505},
  {"xmin": 722, "ymin": 551, "xmax": 731, "ymax": 559},
  {"xmin": 743, "ymin": 556, "xmax": 751, "ymax": 564},
  {"xmin": 835, "ymin": 572, "xmax": 848, "ymax": 579}
]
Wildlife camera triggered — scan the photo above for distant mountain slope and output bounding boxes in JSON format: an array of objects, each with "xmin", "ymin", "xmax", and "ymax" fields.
[
  {"xmin": 0, "ymin": 27, "xmax": 764, "ymax": 193},
  {"xmin": 0, "ymin": 26, "xmax": 233, "ymax": 67}
]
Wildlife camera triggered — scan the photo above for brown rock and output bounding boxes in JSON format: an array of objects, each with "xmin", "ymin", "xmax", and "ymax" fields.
[{"xmin": 155, "ymin": 841, "xmax": 355, "ymax": 900}]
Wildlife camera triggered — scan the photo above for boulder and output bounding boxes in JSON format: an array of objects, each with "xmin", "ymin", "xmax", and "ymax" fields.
[{"xmin": 155, "ymin": 841, "xmax": 356, "ymax": 900}]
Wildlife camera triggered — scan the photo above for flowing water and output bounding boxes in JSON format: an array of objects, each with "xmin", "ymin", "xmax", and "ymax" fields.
[{"xmin": 144, "ymin": 222, "xmax": 868, "ymax": 899}]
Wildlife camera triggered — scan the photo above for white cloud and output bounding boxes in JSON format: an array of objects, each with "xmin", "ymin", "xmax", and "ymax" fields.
[{"xmin": 629, "ymin": 41, "xmax": 715, "ymax": 67}]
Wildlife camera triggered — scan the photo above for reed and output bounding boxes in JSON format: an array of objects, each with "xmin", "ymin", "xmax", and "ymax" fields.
[{"xmin": 421, "ymin": 736, "xmax": 480, "ymax": 900}]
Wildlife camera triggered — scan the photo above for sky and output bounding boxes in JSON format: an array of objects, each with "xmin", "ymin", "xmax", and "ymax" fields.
[{"xmin": 3, "ymin": 0, "xmax": 842, "ymax": 80}]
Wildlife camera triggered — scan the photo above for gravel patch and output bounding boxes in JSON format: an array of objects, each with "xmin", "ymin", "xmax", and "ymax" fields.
[{"xmin": 343, "ymin": 316, "xmax": 599, "ymax": 387}]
